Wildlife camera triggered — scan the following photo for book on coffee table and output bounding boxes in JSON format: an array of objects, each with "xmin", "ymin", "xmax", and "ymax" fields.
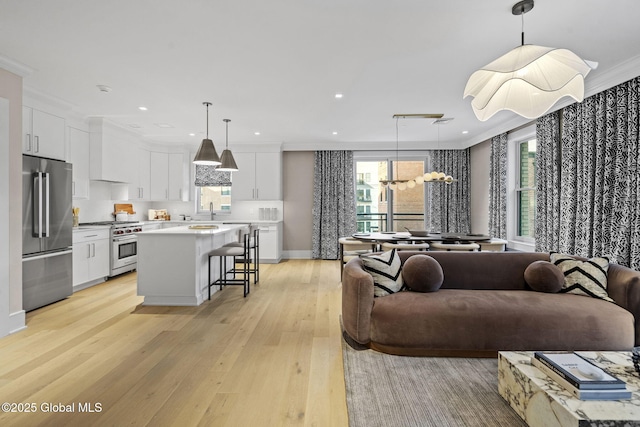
[{"xmin": 531, "ymin": 352, "xmax": 631, "ymax": 400}]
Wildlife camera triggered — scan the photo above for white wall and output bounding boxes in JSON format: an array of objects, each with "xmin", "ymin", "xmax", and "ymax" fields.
[{"xmin": 0, "ymin": 66, "xmax": 25, "ymax": 336}]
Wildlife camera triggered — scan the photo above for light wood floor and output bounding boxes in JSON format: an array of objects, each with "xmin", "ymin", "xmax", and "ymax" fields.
[{"xmin": 0, "ymin": 259, "xmax": 348, "ymax": 427}]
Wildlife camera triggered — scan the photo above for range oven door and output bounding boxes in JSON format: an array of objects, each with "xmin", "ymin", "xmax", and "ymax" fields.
[{"xmin": 111, "ymin": 235, "xmax": 137, "ymax": 276}]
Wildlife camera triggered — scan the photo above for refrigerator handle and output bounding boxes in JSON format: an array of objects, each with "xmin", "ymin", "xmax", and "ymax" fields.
[
  {"xmin": 33, "ymin": 172, "xmax": 43, "ymax": 238},
  {"xmin": 44, "ymin": 172, "xmax": 50, "ymax": 237}
]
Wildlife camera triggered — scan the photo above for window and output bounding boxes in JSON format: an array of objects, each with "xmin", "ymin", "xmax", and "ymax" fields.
[
  {"xmin": 516, "ymin": 139, "xmax": 536, "ymax": 238},
  {"xmin": 197, "ymin": 186, "xmax": 232, "ymax": 213},
  {"xmin": 355, "ymin": 159, "xmax": 426, "ymax": 232}
]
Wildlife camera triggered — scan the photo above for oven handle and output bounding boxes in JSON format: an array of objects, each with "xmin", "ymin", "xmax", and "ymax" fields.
[{"xmin": 113, "ymin": 236, "xmax": 137, "ymax": 243}]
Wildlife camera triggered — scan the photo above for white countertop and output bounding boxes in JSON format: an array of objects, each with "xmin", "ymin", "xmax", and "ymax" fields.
[
  {"xmin": 73, "ymin": 225, "xmax": 111, "ymax": 231},
  {"xmin": 137, "ymin": 224, "xmax": 244, "ymax": 235},
  {"xmin": 143, "ymin": 219, "xmax": 282, "ymax": 225}
]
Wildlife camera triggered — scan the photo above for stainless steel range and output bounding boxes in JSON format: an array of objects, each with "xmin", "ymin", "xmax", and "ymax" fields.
[{"xmin": 80, "ymin": 221, "xmax": 143, "ymax": 277}]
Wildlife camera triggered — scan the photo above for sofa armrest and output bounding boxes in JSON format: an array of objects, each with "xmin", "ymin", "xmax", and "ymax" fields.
[
  {"xmin": 342, "ymin": 257, "xmax": 374, "ymax": 345},
  {"xmin": 608, "ymin": 264, "xmax": 640, "ymax": 345}
]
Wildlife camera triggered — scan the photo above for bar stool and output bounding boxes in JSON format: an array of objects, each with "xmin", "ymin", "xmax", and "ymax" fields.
[
  {"xmin": 208, "ymin": 231, "xmax": 251, "ymax": 298},
  {"xmin": 429, "ymin": 241, "xmax": 480, "ymax": 251},
  {"xmin": 224, "ymin": 225, "xmax": 259, "ymax": 283},
  {"xmin": 381, "ymin": 242, "xmax": 430, "ymax": 251}
]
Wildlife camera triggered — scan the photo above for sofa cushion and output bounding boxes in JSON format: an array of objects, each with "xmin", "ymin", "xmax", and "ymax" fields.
[
  {"xmin": 361, "ymin": 249, "xmax": 404, "ymax": 297},
  {"xmin": 550, "ymin": 252, "xmax": 614, "ymax": 303},
  {"xmin": 402, "ymin": 255, "xmax": 444, "ymax": 293},
  {"xmin": 524, "ymin": 260, "xmax": 564, "ymax": 293}
]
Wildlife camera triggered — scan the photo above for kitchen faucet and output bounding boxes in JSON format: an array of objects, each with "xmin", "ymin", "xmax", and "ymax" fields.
[{"xmin": 210, "ymin": 202, "xmax": 215, "ymax": 220}]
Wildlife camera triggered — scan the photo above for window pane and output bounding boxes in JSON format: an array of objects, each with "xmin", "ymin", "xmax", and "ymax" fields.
[
  {"xmin": 391, "ymin": 160, "xmax": 425, "ymax": 231},
  {"xmin": 517, "ymin": 189, "xmax": 535, "ymax": 237},
  {"xmin": 356, "ymin": 161, "xmax": 387, "ymax": 232},
  {"xmin": 199, "ymin": 186, "xmax": 232, "ymax": 212},
  {"xmin": 519, "ymin": 139, "xmax": 536, "ymax": 188}
]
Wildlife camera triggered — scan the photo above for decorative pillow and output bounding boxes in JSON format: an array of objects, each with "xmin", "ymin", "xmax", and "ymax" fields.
[
  {"xmin": 402, "ymin": 254, "xmax": 444, "ymax": 293},
  {"xmin": 524, "ymin": 260, "xmax": 564, "ymax": 293},
  {"xmin": 549, "ymin": 252, "xmax": 614, "ymax": 302},
  {"xmin": 361, "ymin": 249, "xmax": 404, "ymax": 297}
]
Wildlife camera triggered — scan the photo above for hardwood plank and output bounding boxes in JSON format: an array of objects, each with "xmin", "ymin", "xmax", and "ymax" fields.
[{"xmin": 0, "ymin": 259, "xmax": 348, "ymax": 426}]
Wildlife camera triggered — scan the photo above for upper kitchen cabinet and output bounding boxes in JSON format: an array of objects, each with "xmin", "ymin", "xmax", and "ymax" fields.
[
  {"xmin": 68, "ymin": 127, "xmax": 90, "ymax": 199},
  {"xmin": 22, "ymin": 106, "xmax": 66, "ymax": 161},
  {"xmin": 128, "ymin": 147, "xmax": 151, "ymax": 201},
  {"xmin": 150, "ymin": 151, "xmax": 168, "ymax": 200},
  {"xmin": 232, "ymin": 152, "xmax": 282, "ymax": 200},
  {"xmin": 89, "ymin": 118, "xmax": 137, "ymax": 183},
  {"xmin": 169, "ymin": 152, "xmax": 188, "ymax": 201},
  {"xmin": 150, "ymin": 151, "xmax": 189, "ymax": 201}
]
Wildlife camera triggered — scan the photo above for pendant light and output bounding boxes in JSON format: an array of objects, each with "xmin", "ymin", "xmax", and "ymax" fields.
[
  {"xmin": 218, "ymin": 119, "xmax": 239, "ymax": 172},
  {"xmin": 379, "ymin": 117, "xmax": 409, "ymax": 190},
  {"xmin": 464, "ymin": 0, "xmax": 597, "ymax": 121},
  {"xmin": 193, "ymin": 102, "xmax": 221, "ymax": 165}
]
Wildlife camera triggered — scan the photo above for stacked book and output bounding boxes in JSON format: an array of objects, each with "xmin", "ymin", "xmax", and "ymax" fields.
[{"xmin": 531, "ymin": 352, "xmax": 632, "ymax": 400}]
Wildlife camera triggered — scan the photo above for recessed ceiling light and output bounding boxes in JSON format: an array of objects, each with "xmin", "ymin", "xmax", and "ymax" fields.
[
  {"xmin": 254, "ymin": 132, "xmax": 261, "ymax": 136},
  {"xmin": 96, "ymin": 84, "xmax": 112, "ymax": 93},
  {"xmin": 462, "ymin": 130, "xmax": 469, "ymax": 134},
  {"xmin": 155, "ymin": 123, "xmax": 174, "ymax": 128},
  {"xmin": 335, "ymin": 93, "xmax": 343, "ymax": 99},
  {"xmin": 332, "ymin": 131, "xmax": 338, "ymax": 135},
  {"xmin": 138, "ymin": 106, "xmax": 148, "ymax": 111},
  {"xmin": 189, "ymin": 133, "xmax": 196, "ymax": 136}
]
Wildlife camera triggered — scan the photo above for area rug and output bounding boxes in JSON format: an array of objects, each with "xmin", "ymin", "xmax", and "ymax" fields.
[{"xmin": 341, "ymin": 336, "xmax": 526, "ymax": 427}]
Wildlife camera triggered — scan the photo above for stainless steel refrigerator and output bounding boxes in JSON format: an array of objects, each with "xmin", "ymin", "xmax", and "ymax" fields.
[{"xmin": 22, "ymin": 155, "xmax": 73, "ymax": 311}]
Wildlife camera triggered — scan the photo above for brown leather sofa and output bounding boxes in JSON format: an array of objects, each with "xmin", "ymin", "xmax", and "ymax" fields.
[{"xmin": 342, "ymin": 251, "xmax": 640, "ymax": 357}]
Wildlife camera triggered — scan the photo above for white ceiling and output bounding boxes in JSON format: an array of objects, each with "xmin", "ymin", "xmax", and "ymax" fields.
[{"xmin": 1, "ymin": 0, "xmax": 639, "ymax": 152}]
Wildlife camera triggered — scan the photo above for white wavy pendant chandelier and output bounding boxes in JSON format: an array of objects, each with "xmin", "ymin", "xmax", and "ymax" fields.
[{"xmin": 464, "ymin": 0, "xmax": 597, "ymax": 121}]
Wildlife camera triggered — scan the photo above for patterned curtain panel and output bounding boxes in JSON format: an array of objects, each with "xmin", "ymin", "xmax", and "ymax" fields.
[
  {"xmin": 427, "ymin": 149, "xmax": 471, "ymax": 234},
  {"xmin": 312, "ymin": 151, "xmax": 357, "ymax": 259},
  {"xmin": 194, "ymin": 164, "xmax": 232, "ymax": 187},
  {"xmin": 535, "ymin": 111, "xmax": 562, "ymax": 253},
  {"xmin": 535, "ymin": 76, "xmax": 640, "ymax": 270},
  {"xmin": 488, "ymin": 133, "xmax": 508, "ymax": 239}
]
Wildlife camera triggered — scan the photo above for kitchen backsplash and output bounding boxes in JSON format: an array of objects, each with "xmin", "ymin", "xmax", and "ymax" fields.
[{"xmin": 73, "ymin": 181, "xmax": 283, "ymax": 223}]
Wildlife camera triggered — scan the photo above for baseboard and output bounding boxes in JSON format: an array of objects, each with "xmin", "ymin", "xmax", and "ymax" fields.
[
  {"xmin": 9, "ymin": 310, "xmax": 26, "ymax": 334},
  {"xmin": 283, "ymin": 250, "xmax": 312, "ymax": 259}
]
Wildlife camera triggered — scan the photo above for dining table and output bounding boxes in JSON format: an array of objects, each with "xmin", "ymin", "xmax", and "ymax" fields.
[{"xmin": 350, "ymin": 231, "xmax": 492, "ymax": 246}]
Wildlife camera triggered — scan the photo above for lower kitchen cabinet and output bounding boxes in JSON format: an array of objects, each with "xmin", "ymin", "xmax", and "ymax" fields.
[
  {"xmin": 73, "ymin": 228, "xmax": 110, "ymax": 291},
  {"xmin": 256, "ymin": 222, "xmax": 282, "ymax": 263}
]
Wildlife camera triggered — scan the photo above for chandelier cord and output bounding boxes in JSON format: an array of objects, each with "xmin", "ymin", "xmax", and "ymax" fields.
[
  {"xmin": 395, "ymin": 117, "xmax": 399, "ymax": 181},
  {"xmin": 521, "ymin": 6, "xmax": 525, "ymax": 45}
]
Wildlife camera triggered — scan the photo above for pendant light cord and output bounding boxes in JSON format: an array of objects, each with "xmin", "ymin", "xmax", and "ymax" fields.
[
  {"xmin": 521, "ymin": 9, "xmax": 525, "ymax": 45},
  {"xmin": 395, "ymin": 117, "xmax": 400, "ymax": 181}
]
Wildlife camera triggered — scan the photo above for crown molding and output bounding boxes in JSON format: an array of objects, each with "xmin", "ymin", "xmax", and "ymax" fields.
[{"xmin": 0, "ymin": 54, "xmax": 33, "ymax": 77}]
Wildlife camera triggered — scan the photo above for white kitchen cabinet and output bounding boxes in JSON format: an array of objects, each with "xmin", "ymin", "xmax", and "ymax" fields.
[
  {"xmin": 232, "ymin": 152, "xmax": 282, "ymax": 200},
  {"xmin": 72, "ymin": 228, "xmax": 110, "ymax": 290},
  {"xmin": 150, "ymin": 151, "xmax": 169, "ymax": 200},
  {"xmin": 149, "ymin": 152, "xmax": 187, "ymax": 201},
  {"xmin": 168, "ymin": 153, "xmax": 187, "ymax": 201},
  {"xmin": 89, "ymin": 118, "xmax": 137, "ymax": 183},
  {"xmin": 128, "ymin": 147, "xmax": 151, "ymax": 200},
  {"xmin": 23, "ymin": 106, "xmax": 66, "ymax": 160},
  {"xmin": 257, "ymin": 222, "xmax": 282, "ymax": 263},
  {"xmin": 68, "ymin": 127, "xmax": 90, "ymax": 199}
]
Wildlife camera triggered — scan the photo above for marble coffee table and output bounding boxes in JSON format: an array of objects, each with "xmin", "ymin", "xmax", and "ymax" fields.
[{"xmin": 498, "ymin": 351, "xmax": 640, "ymax": 427}]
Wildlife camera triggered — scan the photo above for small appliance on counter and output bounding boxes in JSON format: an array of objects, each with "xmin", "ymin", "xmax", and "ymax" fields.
[
  {"xmin": 148, "ymin": 209, "xmax": 169, "ymax": 220},
  {"xmin": 114, "ymin": 203, "xmax": 135, "ymax": 221}
]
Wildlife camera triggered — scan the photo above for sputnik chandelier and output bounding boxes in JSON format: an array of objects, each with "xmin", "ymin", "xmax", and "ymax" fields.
[{"xmin": 463, "ymin": 0, "xmax": 597, "ymax": 121}]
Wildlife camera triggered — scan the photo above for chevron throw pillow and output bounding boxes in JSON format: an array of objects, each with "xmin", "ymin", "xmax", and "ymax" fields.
[
  {"xmin": 550, "ymin": 252, "xmax": 614, "ymax": 303},
  {"xmin": 361, "ymin": 249, "xmax": 404, "ymax": 297}
]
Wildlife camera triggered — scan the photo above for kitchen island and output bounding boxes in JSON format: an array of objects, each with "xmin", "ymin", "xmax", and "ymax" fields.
[{"xmin": 136, "ymin": 223, "xmax": 246, "ymax": 306}]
